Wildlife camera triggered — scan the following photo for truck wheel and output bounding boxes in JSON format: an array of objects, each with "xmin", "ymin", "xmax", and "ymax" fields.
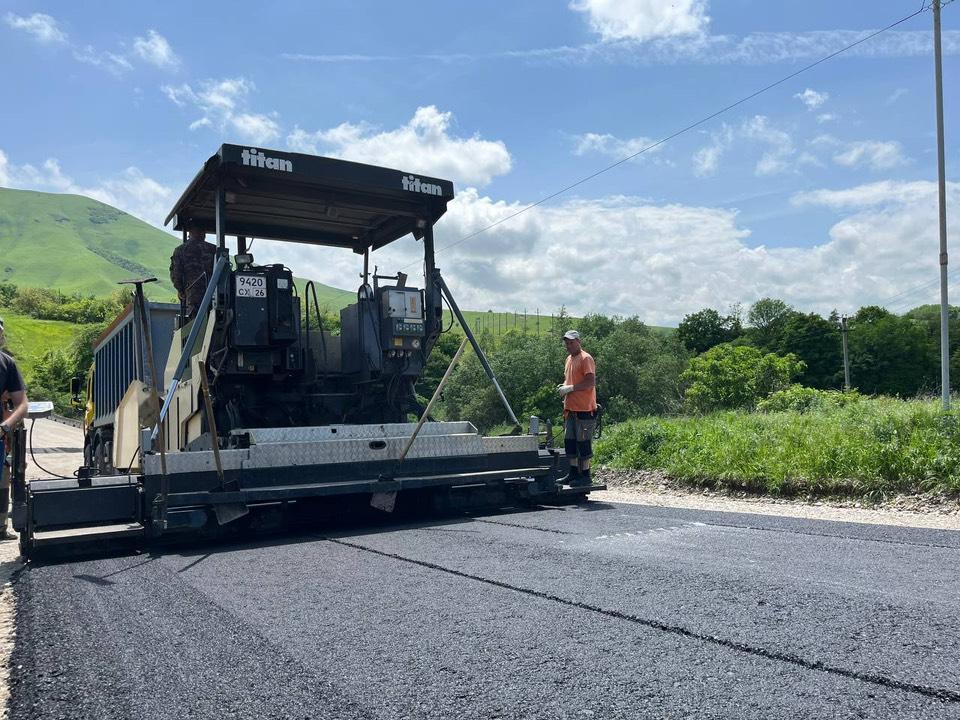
[{"xmin": 93, "ymin": 432, "xmax": 114, "ymax": 476}]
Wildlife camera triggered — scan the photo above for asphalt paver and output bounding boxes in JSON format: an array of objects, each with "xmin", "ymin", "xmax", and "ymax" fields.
[{"xmin": 9, "ymin": 500, "xmax": 960, "ymax": 719}]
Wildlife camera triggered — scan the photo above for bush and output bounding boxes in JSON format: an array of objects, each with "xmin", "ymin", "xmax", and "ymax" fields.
[
  {"xmin": 757, "ymin": 385, "xmax": 862, "ymax": 413},
  {"xmin": 681, "ymin": 344, "xmax": 805, "ymax": 413}
]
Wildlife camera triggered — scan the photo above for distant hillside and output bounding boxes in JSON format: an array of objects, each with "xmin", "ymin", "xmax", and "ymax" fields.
[{"xmin": 0, "ymin": 186, "xmax": 354, "ymax": 307}]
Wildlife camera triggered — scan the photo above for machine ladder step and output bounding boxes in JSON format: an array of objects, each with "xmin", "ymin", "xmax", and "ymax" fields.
[{"xmin": 32, "ymin": 522, "xmax": 145, "ymax": 548}]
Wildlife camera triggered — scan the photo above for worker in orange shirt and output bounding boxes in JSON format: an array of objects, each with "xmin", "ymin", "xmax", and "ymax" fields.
[{"xmin": 556, "ymin": 330, "xmax": 597, "ymax": 487}]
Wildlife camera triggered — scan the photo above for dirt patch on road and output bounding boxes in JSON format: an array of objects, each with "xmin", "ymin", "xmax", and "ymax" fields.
[{"xmin": 595, "ymin": 467, "xmax": 960, "ymax": 531}]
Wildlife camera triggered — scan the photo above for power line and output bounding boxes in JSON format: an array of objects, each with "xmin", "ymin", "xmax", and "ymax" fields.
[{"xmin": 414, "ymin": 4, "xmax": 932, "ymax": 267}]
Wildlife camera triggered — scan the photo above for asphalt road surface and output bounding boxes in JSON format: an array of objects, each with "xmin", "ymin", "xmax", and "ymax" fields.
[{"xmin": 9, "ymin": 421, "xmax": 960, "ymax": 719}]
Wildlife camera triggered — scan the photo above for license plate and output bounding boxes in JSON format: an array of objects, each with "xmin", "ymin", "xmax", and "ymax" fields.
[{"xmin": 236, "ymin": 275, "xmax": 266, "ymax": 298}]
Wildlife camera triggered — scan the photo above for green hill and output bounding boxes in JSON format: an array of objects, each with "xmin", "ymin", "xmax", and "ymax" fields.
[{"xmin": 0, "ymin": 186, "xmax": 355, "ymax": 306}]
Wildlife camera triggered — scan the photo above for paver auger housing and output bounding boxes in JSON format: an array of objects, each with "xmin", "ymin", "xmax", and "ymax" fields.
[{"xmin": 15, "ymin": 145, "xmax": 601, "ymax": 557}]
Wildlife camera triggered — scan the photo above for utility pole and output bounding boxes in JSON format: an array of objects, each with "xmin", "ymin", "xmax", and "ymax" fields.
[
  {"xmin": 934, "ymin": 0, "xmax": 951, "ymax": 409},
  {"xmin": 840, "ymin": 316, "xmax": 851, "ymax": 392}
]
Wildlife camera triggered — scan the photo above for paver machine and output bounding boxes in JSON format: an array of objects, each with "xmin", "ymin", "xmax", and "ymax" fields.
[{"xmin": 14, "ymin": 145, "xmax": 602, "ymax": 558}]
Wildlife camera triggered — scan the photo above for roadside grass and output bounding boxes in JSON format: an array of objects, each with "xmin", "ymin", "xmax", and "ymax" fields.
[
  {"xmin": 1, "ymin": 312, "xmax": 83, "ymax": 380},
  {"xmin": 595, "ymin": 397, "xmax": 960, "ymax": 499}
]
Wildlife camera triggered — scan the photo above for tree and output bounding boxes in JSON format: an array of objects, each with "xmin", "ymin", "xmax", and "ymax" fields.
[
  {"xmin": 677, "ymin": 308, "xmax": 743, "ymax": 354},
  {"xmin": 777, "ymin": 312, "xmax": 842, "ymax": 389},
  {"xmin": 681, "ymin": 343, "xmax": 805, "ymax": 413},
  {"xmin": 747, "ymin": 297, "xmax": 795, "ymax": 350},
  {"xmin": 847, "ymin": 308, "xmax": 937, "ymax": 395}
]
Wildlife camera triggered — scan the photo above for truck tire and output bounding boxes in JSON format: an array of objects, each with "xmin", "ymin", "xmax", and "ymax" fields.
[{"xmin": 93, "ymin": 431, "xmax": 114, "ymax": 476}]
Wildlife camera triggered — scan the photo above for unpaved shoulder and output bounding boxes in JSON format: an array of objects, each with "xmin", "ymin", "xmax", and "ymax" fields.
[{"xmin": 595, "ymin": 468, "xmax": 960, "ymax": 532}]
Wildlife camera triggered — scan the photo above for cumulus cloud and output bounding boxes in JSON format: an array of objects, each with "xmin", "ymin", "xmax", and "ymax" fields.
[
  {"xmin": 795, "ymin": 88, "xmax": 828, "ymax": 111},
  {"xmin": 3, "ymin": 146, "xmax": 951, "ymax": 324},
  {"xmin": 569, "ymin": 0, "xmax": 710, "ymax": 42},
  {"xmin": 0, "ymin": 149, "xmax": 174, "ymax": 228},
  {"xmin": 4, "ymin": 12, "xmax": 66, "ymax": 44},
  {"xmin": 5, "ymin": 15, "xmax": 180, "ymax": 75},
  {"xmin": 133, "ymin": 29, "xmax": 180, "ymax": 69},
  {"xmin": 287, "ymin": 106, "xmax": 511, "ymax": 187},
  {"xmin": 250, "ymin": 179, "xmax": 960, "ymax": 325},
  {"xmin": 163, "ymin": 77, "xmax": 280, "ymax": 144}
]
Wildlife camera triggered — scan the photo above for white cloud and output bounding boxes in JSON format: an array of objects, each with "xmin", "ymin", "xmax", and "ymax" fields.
[
  {"xmin": 886, "ymin": 88, "xmax": 909, "ymax": 105},
  {"xmin": 286, "ymin": 30, "xmax": 960, "ymax": 68},
  {"xmin": 287, "ymin": 106, "xmax": 511, "ymax": 187},
  {"xmin": 795, "ymin": 88, "xmax": 828, "ymax": 111},
  {"xmin": 816, "ymin": 113, "xmax": 838, "ymax": 124},
  {"xmin": 0, "ymin": 149, "xmax": 174, "ymax": 228},
  {"xmin": 5, "ymin": 145, "xmax": 952, "ymax": 322},
  {"xmin": 73, "ymin": 45, "xmax": 133, "ymax": 76},
  {"xmin": 255, "ymin": 180, "xmax": 960, "ymax": 324},
  {"xmin": 791, "ymin": 180, "xmax": 936, "ymax": 209},
  {"xmin": 572, "ymin": 132, "xmax": 661, "ymax": 162},
  {"xmin": 163, "ymin": 77, "xmax": 280, "ymax": 144},
  {"xmin": 834, "ymin": 141, "xmax": 908, "ymax": 170},
  {"xmin": 742, "ymin": 116, "xmax": 794, "ymax": 176},
  {"xmin": 6, "ymin": 18, "xmax": 179, "ymax": 75},
  {"xmin": 570, "ymin": 0, "xmax": 709, "ymax": 42},
  {"xmin": 4, "ymin": 12, "xmax": 66, "ymax": 44},
  {"xmin": 692, "ymin": 125, "xmax": 733, "ymax": 177},
  {"xmin": 133, "ymin": 30, "xmax": 180, "ymax": 69},
  {"xmin": 812, "ymin": 135, "xmax": 909, "ymax": 171}
]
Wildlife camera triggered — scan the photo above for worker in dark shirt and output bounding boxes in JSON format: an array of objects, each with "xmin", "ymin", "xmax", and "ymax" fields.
[
  {"xmin": 169, "ymin": 229, "xmax": 218, "ymax": 319},
  {"xmin": 0, "ymin": 318, "xmax": 29, "ymax": 540}
]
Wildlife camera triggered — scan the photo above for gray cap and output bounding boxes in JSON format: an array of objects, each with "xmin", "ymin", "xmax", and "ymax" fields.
[{"xmin": 563, "ymin": 330, "xmax": 580, "ymax": 340}]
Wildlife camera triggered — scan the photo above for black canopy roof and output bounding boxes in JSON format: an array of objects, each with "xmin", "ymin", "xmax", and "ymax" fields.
[{"xmin": 164, "ymin": 145, "xmax": 455, "ymax": 251}]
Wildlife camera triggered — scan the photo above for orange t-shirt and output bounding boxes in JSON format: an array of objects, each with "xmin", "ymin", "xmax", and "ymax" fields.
[{"xmin": 563, "ymin": 350, "xmax": 597, "ymax": 412}]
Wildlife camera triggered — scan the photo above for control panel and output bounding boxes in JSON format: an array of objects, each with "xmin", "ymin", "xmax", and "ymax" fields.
[{"xmin": 380, "ymin": 288, "xmax": 424, "ymax": 357}]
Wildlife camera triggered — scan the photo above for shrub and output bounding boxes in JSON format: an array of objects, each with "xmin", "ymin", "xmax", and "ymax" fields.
[
  {"xmin": 681, "ymin": 344, "xmax": 805, "ymax": 413},
  {"xmin": 757, "ymin": 385, "xmax": 862, "ymax": 413}
]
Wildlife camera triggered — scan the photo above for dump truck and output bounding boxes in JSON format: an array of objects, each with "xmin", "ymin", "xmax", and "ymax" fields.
[
  {"xmin": 13, "ymin": 145, "xmax": 602, "ymax": 558},
  {"xmin": 74, "ymin": 301, "xmax": 179, "ymax": 475}
]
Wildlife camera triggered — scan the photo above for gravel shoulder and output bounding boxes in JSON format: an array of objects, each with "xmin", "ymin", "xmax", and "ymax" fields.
[{"xmin": 594, "ymin": 467, "xmax": 960, "ymax": 532}]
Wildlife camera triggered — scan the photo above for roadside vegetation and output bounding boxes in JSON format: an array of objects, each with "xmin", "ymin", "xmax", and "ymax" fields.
[
  {"xmin": 430, "ymin": 297, "xmax": 960, "ymax": 501},
  {"xmin": 4, "ymin": 278, "xmax": 960, "ymax": 501},
  {"xmin": 596, "ymin": 395, "xmax": 960, "ymax": 498}
]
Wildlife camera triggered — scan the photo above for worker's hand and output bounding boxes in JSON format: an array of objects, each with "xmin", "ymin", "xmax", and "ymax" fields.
[{"xmin": 556, "ymin": 384, "xmax": 574, "ymax": 396}]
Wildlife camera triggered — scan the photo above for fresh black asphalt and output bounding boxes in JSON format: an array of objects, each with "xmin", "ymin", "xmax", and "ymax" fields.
[{"xmin": 9, "ymin": 500, "xmax": 960, "ymax": 719}]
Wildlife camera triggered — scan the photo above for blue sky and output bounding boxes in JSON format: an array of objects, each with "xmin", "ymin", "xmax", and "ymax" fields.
[{"xmin": 1, "ymin": 1, "xmax": 959, "ymax": 324}]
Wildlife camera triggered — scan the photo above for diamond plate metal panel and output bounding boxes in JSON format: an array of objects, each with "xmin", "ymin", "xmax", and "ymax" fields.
[
  {"xmin": 238, "ymin": 421, "xmax": 477, "ymax": 444},
  {"xmin": 144, "ymin": 449, "xmax": 247, "ymax": 475},
  {"xmin": 242, "ymin": 433, "xmax": 486, "ymax": 468},
  {"xmin": 480, "ymin": 435, "xmax": 539, "ymax": 453}
]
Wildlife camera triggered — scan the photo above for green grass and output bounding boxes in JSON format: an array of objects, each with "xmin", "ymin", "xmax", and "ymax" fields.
[
  {"xmin": 0, "ymin": 312, "xmax": 84, "ymax": 380},
  {"xmin": 596, "ymin": 397, "xmax": 960, "ymax": 499},
  {"xmin": 0, "ymin": 186, "xmax": 354, "ymax": 304}
]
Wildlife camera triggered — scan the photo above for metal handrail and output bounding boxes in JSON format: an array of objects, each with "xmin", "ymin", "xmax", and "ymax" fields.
[{"xmin": 151, "ymin": 254, "xmax": 229, "ymax": 443}]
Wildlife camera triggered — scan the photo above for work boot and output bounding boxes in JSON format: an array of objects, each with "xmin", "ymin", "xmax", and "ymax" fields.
[
  {"xmin": 570, "ymin": 469, "xmax": 592, "ymax": 487},
  {"xmin": 558, "ymin": 466, "xmax": 580, "ymax": 486}
]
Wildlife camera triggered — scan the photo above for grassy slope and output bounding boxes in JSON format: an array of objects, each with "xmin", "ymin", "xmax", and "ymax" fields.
[
  {"xmin": 1, "ymin": 313, "xmax": 82, "ymax": 379},
  {"xmin": 0, "ymin": 187, "xmax": 356, "ymax": 306},
  {"xmin": 0, "ymin": 188, "xmax": 181, "ymax": 298}
]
